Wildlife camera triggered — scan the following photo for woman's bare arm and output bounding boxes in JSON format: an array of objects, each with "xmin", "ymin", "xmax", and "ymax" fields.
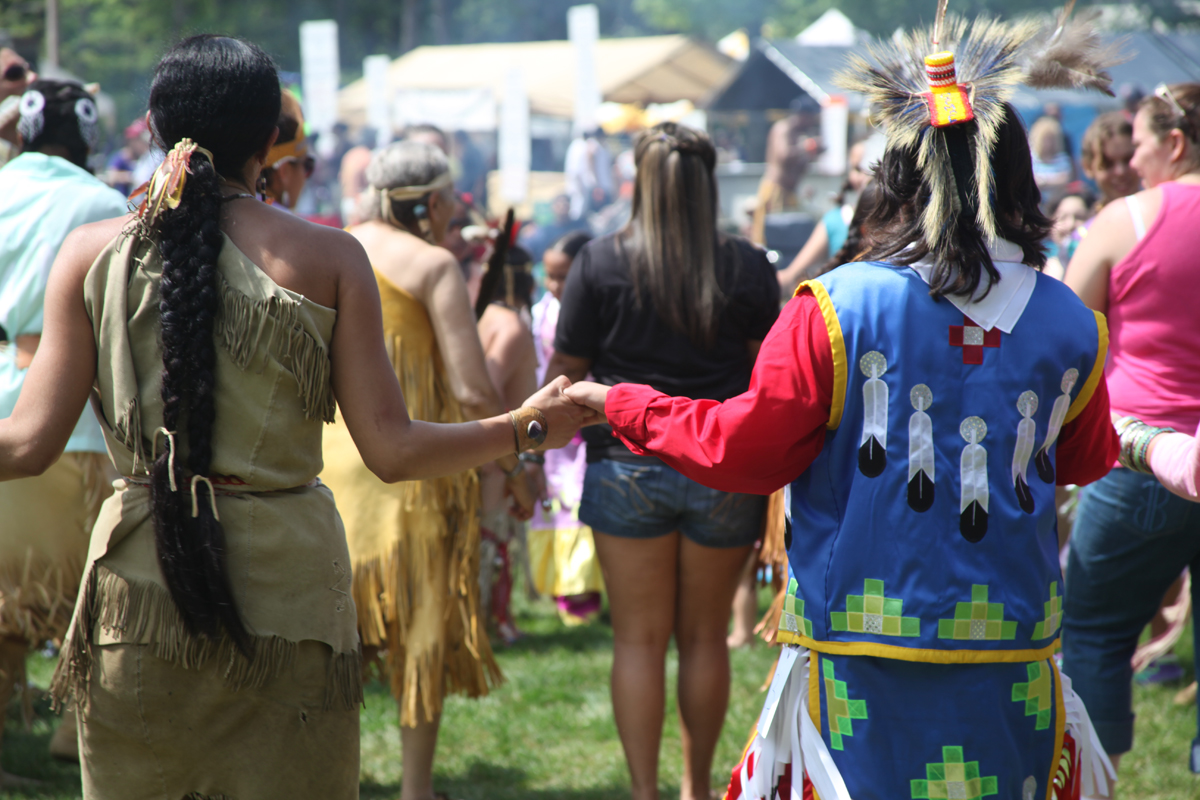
[
  {"xmin": 0, "ymin": 218, "xmax": 122, "ymax": 479},
  {"xmin": 543, "ymin": 350, "xmax": 591, "ymax": 387},
  {"xmin": 418, "ymin": 248, "xmax": 508, "ymax": 420},
  {"xmin": 482, "ymin": 310, "xmax": 538, "ymax": 409},
  {"xmin": 1064, "ymin": 196, "xmax": 1141, "ymax": 312}
]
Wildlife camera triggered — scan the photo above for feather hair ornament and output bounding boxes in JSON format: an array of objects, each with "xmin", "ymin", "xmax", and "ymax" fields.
[{"xmin": 836, "ymin": 2, "xmax": 1124, "ymax": 251}]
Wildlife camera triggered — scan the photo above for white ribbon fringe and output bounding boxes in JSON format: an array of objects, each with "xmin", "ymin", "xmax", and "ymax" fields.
[{"xmin": 739, "ymin": 646, "xmax": 852, "ymax": 800}]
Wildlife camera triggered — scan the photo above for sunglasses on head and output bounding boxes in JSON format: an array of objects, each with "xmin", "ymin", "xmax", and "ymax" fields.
[
  {"xmin": 1155, "ymin": 84, "xmax": 1187, "ymax": 118},
  {"xmin": 2, "ymin": 64, "xmax": 27, "ymax": 82},
  {"xmin": 1155, "ymin": 83, "xmax": 1197, "ymax": 140}
]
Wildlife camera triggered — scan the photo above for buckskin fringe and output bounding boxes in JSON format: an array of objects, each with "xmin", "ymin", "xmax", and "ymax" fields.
[
  {"xmin": 384, "ymin": 333, "xmax": 477, "ymax": 512},
  {"xmin": 50, "ymin": 566, "xmax": 362, "ymax": 713},
  {"xmin": 350, "ymin": 503, "xmax": 502, "ymax": 728},
  {"xmin": 216, "ymin": 275, "xmax": 336, "ymax": 423}
]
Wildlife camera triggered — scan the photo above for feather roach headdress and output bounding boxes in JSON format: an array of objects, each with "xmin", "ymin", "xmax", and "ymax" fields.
[{"xmin": 836, "ymin": 0, "xmax": 1126, "ymax": 249}]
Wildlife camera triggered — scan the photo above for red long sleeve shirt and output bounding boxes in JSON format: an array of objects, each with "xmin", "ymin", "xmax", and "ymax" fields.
[{"xmin": 606, "ymin": 289, "xmax": 1119, "ymax": 495}]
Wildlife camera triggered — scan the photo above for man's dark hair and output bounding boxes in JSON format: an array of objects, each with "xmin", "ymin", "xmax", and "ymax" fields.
[{"xmin": 858, "ymin": 103, "xmax": 1052, "ymax": 300}]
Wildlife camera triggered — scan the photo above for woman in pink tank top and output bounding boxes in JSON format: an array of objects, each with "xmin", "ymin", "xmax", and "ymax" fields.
[{"xmin": 1061, "ymin": 83, "xmax": 1200, "ymax": 785}]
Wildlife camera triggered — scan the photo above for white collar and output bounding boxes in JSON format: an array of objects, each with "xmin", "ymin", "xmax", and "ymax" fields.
[{"xmin": 906, "ymin": 239, "xmax": 1036, "ymax": 334}]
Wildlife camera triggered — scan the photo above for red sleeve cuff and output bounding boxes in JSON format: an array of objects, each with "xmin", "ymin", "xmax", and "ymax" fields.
[{"xmin": 605, "ymin": 383, "xmax": 660, "ymax": 455}]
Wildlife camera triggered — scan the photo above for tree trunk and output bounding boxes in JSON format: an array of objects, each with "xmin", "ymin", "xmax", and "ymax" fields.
[
  {"xmin": 400, "ymin": 0, "xmax": 419, "ymax": 53},
  {"xmin": 431, "ymin": 0, "xmax": 447, "ymax": 45}
]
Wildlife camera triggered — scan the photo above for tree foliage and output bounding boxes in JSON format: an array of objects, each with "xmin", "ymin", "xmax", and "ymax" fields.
[{"xmin": 1, "ymin": 0, "xmax": 1194, "ymax": 128}]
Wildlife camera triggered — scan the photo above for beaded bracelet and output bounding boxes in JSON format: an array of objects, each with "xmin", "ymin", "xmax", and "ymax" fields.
[{"xmin": 1115, "ymin": 415, "xmax": 1174, "ymax": 474}]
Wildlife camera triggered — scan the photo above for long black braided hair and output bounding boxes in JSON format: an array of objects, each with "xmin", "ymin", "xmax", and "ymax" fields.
[{"xmin": 146, "ymin": 35, "xmax": 280, "ymax": 651}]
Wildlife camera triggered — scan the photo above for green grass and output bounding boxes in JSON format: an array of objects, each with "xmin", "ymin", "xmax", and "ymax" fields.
[
  {"xmin": 359, "ymin": 592, "xmax": 778, "ymax": 799},
  {"xmin": 1, "ymin": 596, "xmax": 1197, "ymax": 799}
]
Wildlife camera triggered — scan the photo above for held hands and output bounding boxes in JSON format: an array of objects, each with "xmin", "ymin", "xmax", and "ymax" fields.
[
  {"xmin": 520, "ymin": 376, "xmax": 605, "ymax": 451},
  {"xmin": 562, "ymin": 381, "xmax": 610, "ymax": 418}
]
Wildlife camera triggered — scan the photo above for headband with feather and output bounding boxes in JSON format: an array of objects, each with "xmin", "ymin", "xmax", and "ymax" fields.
[{"xmin": 836, "ymin": 2, "xmax": 1126, "ymax": 250}]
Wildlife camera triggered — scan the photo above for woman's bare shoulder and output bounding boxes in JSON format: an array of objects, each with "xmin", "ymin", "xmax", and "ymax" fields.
[
  {"xmin": 57, "ymin": 215, "xmax": 136, "ymax": 277},
  {"xmin": 272, "ymin": 209, "xmax": 364, "ymax": 267},
  {"xmin": 63, "ymin": 214, "xmax": 135, "ymax": 255},
  {"xmin": 353, "ymin": 225, "xmax": 460, "ymax": 299}
]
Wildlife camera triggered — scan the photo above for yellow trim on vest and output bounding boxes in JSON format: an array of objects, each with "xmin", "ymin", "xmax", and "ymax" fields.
[
  {"xmin": 809, "ymin": 655, "xmax": 824, "ymax": 800},
  {"xmin": 1065, "ymin": 310, "xmax": 1108, "ymax": 425},
  {"xmin": 1048, "ymin": 659, "xmax": 1067, "ymax": 800},
  {"xmin": 797, "ymin": 280, "xmax": 847, "ymax": 430},
  {"xmin": 809, "ymin": 651, "xmax": 821, "ymax": 732},
  {"xmin": 776, "ymin": 630, "xmax": 1060, "ymax": 664}
]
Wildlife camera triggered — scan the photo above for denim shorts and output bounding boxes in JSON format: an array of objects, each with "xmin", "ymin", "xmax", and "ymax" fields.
[
  {"xmin": 578, "ymin": 458, "xmax": 766, "ymax": 548},
  {"xmin": 1060, "ymin": 466, "xmax": 1200, "ymax": 759}
]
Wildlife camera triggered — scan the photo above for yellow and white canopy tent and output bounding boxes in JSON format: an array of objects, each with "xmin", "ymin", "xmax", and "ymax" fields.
[{"xmin": 337, "ymin": 34, "xmax": 732, "ymax": 130}]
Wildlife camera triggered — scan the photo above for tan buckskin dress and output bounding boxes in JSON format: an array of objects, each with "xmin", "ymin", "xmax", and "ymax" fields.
[
  {"xmin": 321, "ymin": 272, "xmax": 500, "ymax": 728},
  {"xmin": 50, "ymin": 231, "xmax": 363, "ymax": 800}
]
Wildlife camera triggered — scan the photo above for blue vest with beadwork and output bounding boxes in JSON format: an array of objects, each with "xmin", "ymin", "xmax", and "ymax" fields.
[{"xmin": 777, "ymin": 261, "xmax": 1106, "ymax": 664}]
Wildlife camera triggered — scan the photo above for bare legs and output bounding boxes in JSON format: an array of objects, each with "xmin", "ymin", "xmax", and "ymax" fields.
[
  {"xmin": 594, "ymin": 530, "xmax": 753, "ymax": 800},
  {"xmin": 596, "ymin": 531, "xmax": 677, "ymax": 800},
  {"xmin": 727, "ymin": 550, "xmax": 759, "ymax": 648},
  {"xmin": 400, "ymin": 715, "xmax": 442, "ymax": 800}
]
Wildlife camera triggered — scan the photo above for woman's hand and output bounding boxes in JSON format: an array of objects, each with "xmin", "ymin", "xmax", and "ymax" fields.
[
  {"xmin": 522, "ymin": 376, "xmax": 602, "ymax": 450},
  {"xmin": 525, "ymin": 461, "xmax": 549, "ymax": 509},
  {"xmin": 562, "ymin": 381, "xmax": 611, "ymax": 419},
  {"xmin": 506, "ymin": 468, "xmax": 535, "ymax": 521}
]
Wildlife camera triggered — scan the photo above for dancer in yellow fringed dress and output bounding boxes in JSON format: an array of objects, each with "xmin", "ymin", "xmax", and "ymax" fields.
[{"xmin": 321, "ymin": 139, "xmax": 537, "ymax": 800}]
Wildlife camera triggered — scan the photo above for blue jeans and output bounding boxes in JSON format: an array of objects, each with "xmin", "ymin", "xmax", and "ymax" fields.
[
  {"xmin": 579, "ymin": 458, "xmax": 765, "ymax": 548},
  {"xmin": 1061, "ymin": 467, "xmax": 1200, "ymax": 764}
]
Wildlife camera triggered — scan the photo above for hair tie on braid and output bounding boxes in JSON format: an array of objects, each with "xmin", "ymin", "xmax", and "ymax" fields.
[
  {"xmin": 190, "ymin": 475, "xmax": 220, "ymax": 521},
  {"xmin": 137, "ymin": 138, "xmax": 217, "ymax": 231},
  {"xmin": 153, "ymin": 427, "xmax": 178, "ymax": 492}
]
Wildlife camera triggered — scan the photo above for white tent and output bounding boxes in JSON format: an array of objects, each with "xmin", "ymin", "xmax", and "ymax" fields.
[{"xmin": 796, "ymin": 9, "xmax": 859, "ymax": 48}]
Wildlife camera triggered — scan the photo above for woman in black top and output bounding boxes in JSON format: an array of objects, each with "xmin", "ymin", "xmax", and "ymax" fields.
[{"xmin": 545, "ymin": 122, "xmax": 779, "ymax": 800}]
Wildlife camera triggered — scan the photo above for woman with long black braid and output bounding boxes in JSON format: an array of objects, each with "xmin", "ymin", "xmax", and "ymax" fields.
[{"xmin": 0, "ymin": 36, "xmax": 589, "ymax": 799}]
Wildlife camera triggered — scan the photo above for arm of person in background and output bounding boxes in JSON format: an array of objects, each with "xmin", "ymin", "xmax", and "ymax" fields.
[
  {"xmin": 775, "ymin": 220, "xmax": 829, "ymax": 296},
  {"xmin": 543, "ymin": 351, "xmax": 591, "ymax": 385},
  {"xmin": 1146, "ymin": 423, "xmax": 1200, "ymax": 501},
  {"xmin": 417, "ymin": 244, "xmax": 537, "ymax": 513},
  {"xmin": 481, "ymin": 307, "xmax": 541, "ymax": 519},
  {"xmin": 564, "ymin": 291, "xmax": 833, "ymax": 495},
  {"xmin": 1063, "ymin": 193, "xmax": 1138, "ymax": 311}
]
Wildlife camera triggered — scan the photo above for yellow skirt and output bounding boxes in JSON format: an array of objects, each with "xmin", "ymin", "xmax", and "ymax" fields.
[{"xmin": 527, "ymin": 524, "xmax": 604, "ymax": 600}]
